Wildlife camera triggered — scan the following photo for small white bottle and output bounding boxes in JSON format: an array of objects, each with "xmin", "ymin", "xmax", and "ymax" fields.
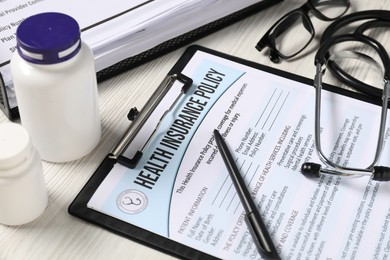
[
  {"xmin": 11, "ymin": 12, "xmax": 101, "ymax": 163},
  {"xmin": 0, "ymin": 122, "xmax": 48, "ymax": 226}
]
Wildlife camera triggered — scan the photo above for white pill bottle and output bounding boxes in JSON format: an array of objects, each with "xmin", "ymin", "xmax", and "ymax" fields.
[
  {"xmin": 11, "ymin": 12, "xmax": 101, "ymax": 162},
  {"xmin": 0, "ymin": 123, "xmax": 48, "ymax": 225}
]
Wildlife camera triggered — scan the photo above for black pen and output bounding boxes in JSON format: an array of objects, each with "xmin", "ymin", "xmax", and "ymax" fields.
[{"xmin": 213, "ymin": 129, "xmax": 281, "ymax": 260}]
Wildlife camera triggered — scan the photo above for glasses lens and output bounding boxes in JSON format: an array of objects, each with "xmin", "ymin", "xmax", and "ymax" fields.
[
  {"xmin": 318, "ymin": 43, "xmax": 385, "ymax": 168},
  {"xmin": 270, "ymin": 12, "xmax": 314, "ymax": 58},
  {"xmin": 312, "ymin": 0, "xmax": 349, "ymax": 19}
]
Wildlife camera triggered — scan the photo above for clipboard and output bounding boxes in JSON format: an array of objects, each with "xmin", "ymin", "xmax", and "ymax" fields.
[
  {"xmin": 68, "ymin": 45, "xmax": 389, "ymax": 260},
  {"xmin": 68, "ymin": 48, "xmax": 218, "ymax": 259}
]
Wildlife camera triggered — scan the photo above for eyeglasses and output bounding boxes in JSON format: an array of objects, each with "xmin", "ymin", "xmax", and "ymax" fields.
[{"xmin": 256, "ymin": 0, "xmax": 350, "ymax": 63}]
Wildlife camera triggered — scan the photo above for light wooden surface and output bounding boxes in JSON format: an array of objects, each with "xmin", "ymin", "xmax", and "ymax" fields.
[{"xmin": 1, "ymin": 0, "xmax": 389, "ymax": 259}]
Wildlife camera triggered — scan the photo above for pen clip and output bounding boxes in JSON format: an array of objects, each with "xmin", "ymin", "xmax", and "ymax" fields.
[{"xmin": 109, "ymin": 73, "xmax": 192, "ymax": 168}]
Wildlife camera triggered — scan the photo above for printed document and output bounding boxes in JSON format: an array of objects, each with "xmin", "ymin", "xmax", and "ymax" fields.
[
  {"xmin": 88, "ymin": 50, "xmax": 390, "ymax": 259},
  {"xmin": 0, "ymin": 0, "xmax": 264, "ymax": 108}
]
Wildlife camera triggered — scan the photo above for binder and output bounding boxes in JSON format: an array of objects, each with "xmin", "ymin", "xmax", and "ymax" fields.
[
  {"xmin": 0, "ymin": 0, "xmax": 282, "ymax": 121},
  {"xmin": 68, "ymin": 45, "xmax": 390, "ymax": 260}
]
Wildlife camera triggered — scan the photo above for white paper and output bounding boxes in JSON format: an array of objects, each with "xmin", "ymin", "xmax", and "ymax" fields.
[
  {"xmin": 87, "ymin": 50, "xmax": 390, "ymax": 259},
  {"xmin": 0, "ymin": 0, "xmax": 264, "ymax": 108}
]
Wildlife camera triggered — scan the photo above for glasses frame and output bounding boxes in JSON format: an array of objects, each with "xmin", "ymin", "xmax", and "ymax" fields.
[{"xmin": 256, "ymin": 0, "xmax": 350, "ymax": 63}]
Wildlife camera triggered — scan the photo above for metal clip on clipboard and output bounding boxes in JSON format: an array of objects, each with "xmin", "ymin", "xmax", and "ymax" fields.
[{"xmin": 108, "ymin": 73, "xmax": 193, "ymax": 169}]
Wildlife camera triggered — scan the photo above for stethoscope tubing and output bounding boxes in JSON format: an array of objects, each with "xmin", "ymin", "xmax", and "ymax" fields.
[{"xmin": 320, "ymin": 10, "xmax": 390, "ymax": 97}]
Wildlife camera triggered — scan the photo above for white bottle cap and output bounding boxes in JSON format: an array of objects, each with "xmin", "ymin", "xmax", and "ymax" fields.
[{"xmin": 0, "ymin": 123, "xmax": 33, "ymax": 172}]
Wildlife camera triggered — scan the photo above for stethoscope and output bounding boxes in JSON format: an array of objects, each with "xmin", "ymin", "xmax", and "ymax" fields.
[{"xmin": 301, "ymin": 11, "xmax": 390, "ymax": 182}]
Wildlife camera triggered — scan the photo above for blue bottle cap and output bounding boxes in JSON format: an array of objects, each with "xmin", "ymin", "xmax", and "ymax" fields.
[{"xmin": 16, "ymin": 12, "xmax": 81, "ymax": 64}]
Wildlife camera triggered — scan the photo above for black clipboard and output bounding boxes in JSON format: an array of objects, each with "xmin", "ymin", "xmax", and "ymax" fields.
[{"xmin": 68, "ymin": 45, "xmax": 380, "ymax": 260}]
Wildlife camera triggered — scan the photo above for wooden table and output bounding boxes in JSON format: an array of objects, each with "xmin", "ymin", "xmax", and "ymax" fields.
[{"xmin": 1, "ymin": 0, "xmax": 389, "ymax": 259}]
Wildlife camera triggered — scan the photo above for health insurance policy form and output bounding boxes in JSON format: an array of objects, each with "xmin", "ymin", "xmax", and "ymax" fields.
[{"xmin": 88, "ymin": 49, "xmax": 390, "ymax": 259}]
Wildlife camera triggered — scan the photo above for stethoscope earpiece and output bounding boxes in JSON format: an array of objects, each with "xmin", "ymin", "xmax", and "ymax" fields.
[
  {"xmin": 372, "ymin": 166, "xmax": 390, "ymax": 181},
  {"xmin": 301, "ymin": 162, "xmax": 321, "ymax": 178}
]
